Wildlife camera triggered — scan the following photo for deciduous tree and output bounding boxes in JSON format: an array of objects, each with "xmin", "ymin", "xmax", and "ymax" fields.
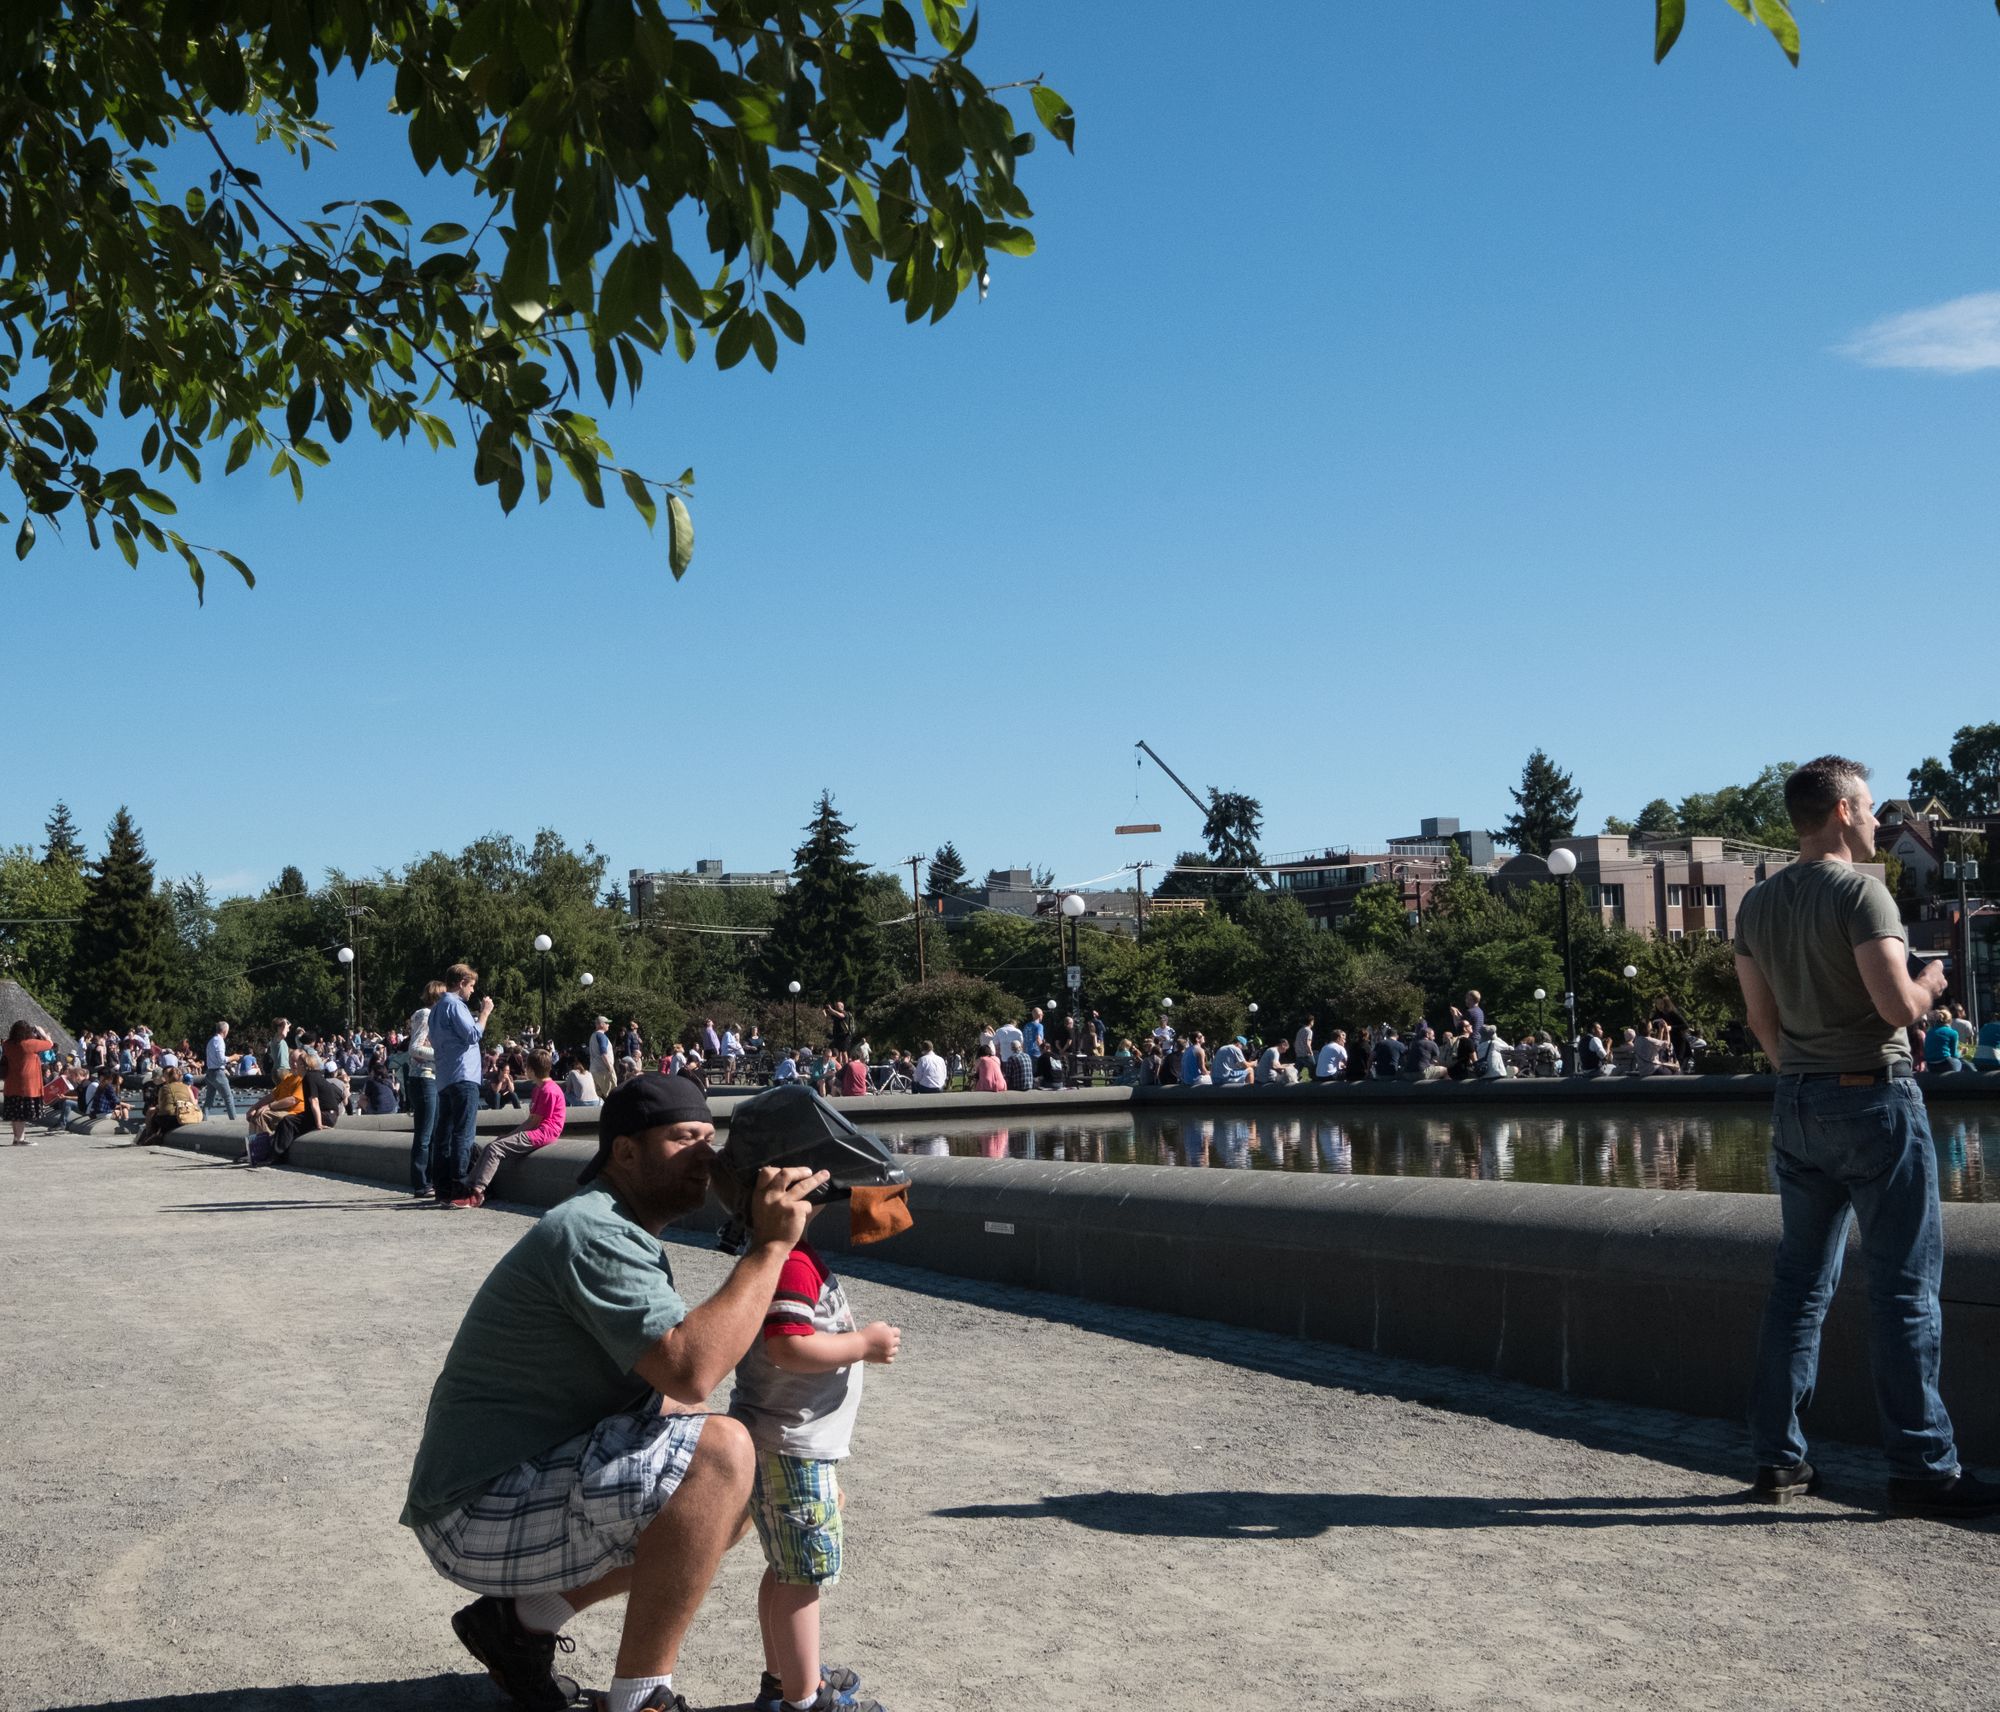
[{"xmin": 0, "ymin": 1, "xmax": 1071, "ymax": 594}]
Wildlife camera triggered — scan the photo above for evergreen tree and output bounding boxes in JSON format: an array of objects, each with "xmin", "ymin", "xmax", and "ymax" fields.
[
  {"xmin": 926, "ymin": 841, "xmax": 968, "ymax": 904},
  {"xmin": 1497, "ymin": 750, "xmax": 1582, "ymax": 856},
  {"xmin": 1202, "ymin": 789, "xmax": 1265, "ymax": 918},
  {"xmin": 72, "ymin": 808, "xmax": 176, "ymax": 1030},
  {"xmin": 604, "ymin": 881, "xmax": 629, "ymax": 915},
  {"xmin": 42, "ymin": 801, "xmax": 85, "ymax": 869},
  {"xmin": 1908, "ymin": 724, "xmax": 2000, "ymax": 818},
  {"xmin": 754, "ymin": 794, "xmax": 879, "ymax": 1010}
]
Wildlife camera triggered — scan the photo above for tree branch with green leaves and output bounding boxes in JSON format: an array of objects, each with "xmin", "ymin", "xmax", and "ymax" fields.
[{"xmin": 0, "ymin": 0, "xmax": 1072, "ymax": 598}]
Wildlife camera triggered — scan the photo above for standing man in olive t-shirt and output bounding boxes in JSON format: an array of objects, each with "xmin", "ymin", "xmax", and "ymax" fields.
[{"xmin": 1734, "ymin": 756, "xmax": 1996, "ymax": 1516}]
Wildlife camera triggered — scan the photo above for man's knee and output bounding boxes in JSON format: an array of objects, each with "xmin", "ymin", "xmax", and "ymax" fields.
[{"xmin": 691, "ymin": 1413, "xmax": 754, "ymax": 1489}]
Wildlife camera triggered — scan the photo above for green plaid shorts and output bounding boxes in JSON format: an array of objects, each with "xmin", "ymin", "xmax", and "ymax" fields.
[{"xmin": 749, "ymin": 1450, "xmax": 843, "ymax": 1587}]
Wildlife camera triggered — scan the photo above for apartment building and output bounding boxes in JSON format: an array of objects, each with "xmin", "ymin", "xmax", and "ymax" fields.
[{"xmin": 1493, "ymin": 835, "xmax": 1829, "ymax": 941}]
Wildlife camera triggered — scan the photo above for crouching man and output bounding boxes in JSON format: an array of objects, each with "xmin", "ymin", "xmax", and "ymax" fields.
[{"xmin": 401, "ymin": 1072, "xmax": 828, "ymax": 1712}]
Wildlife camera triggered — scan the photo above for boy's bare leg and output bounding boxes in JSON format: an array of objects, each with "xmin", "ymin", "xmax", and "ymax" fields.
[
  {"xmin": 763, "ymin": 1575, "xmax": 822, "ymax": 1704},
  {"xmin": 594, "ymin": 1414, "xmax": 755, "ymax": 1680}
]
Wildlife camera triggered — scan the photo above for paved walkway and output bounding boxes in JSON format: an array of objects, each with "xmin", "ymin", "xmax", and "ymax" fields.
[{"xmin": 3, "ymin": 1139, "xmax": 1996, "ymax": 1712}]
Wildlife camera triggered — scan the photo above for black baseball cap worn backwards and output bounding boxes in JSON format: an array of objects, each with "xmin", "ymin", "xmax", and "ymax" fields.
[{"xmin": 577, "ymin": 1071, "xmax": 713, "ymax": 1184}]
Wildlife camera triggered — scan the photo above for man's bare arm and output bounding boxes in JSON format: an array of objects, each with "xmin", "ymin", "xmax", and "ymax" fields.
[
  {"xmin": 632, "ymin": 1242, "xmax": 794, "ymax": 1406},
  {"xmin": 1853, "ymin": 937, "xmax": 1948, "ymax": 1029},
  {"xmin": 1734, "ymin": 953, "xmax": 1785, "ymax": 1072}
]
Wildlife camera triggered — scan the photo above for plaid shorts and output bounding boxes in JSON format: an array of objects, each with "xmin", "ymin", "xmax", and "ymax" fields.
[
  {"xmin": 749, "ymin": 1450, "xmax": 844, "ymax": 1587},
  {"xmin": 414, "ymin": 1399, "xmax": 709, "ymax": 1597}
]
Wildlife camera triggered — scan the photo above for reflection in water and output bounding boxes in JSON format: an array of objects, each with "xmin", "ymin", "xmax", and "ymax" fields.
[{"xmin": 864, "ymin": 1106, "xmax": 1998, "ymax": 1204}]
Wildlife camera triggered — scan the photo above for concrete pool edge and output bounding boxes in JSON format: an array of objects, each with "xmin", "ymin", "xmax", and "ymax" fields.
[{"xmin": 154, "ymin": 1124, "xmax": 2000, "ymax": 1463}]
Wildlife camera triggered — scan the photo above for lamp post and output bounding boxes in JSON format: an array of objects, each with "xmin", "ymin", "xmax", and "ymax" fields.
[
  {"xmin": 1546, "ymin": 848, "xmax": 1578, "ymax": 1072},
  {"xmin": 533, "ymin": 933, "xmax": 552, "ymax": 1043},
  {"xmin": 1534, "ymin": 987, "xmax": 1547, "ymax": 1037},
  {"xmin": 1246, "ymin": 1001, "xmax": 1259, "ymax": 1048},
  {"xmin": 788, "ymin": 979, "xmax": 801, "ymax": 1048},
  {"xmin": 337, "ymin": 945, "xmax": 354, "ymax": 1032}
]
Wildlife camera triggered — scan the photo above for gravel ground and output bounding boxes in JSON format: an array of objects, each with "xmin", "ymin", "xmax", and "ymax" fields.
[{"xmin": 3, "ymin": 1138, "xmax": 1997, "ymax": 1712}]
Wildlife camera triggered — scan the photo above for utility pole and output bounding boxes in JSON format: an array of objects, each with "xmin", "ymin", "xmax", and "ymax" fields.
[
  {"xmin": 1132, "ymin": 861, "xmax": 1152, "ymax": 942},
  {"xmin": 907, "ymin": 854, "xmax": 927, "ymax": 982}
]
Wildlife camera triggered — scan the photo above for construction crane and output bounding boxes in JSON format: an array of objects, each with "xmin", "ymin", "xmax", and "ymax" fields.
[{"xmin": 1135, "ymin": 739, "xmax": 1207, "ymax": 817}]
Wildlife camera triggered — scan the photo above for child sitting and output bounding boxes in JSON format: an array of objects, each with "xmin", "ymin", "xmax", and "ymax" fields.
[{"xmin": 730, "ymin": 1239, "xmax": 900, "ymax": 1712}]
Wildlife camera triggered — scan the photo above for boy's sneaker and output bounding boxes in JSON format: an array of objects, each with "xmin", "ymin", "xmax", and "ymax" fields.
[
  {"xmin": 1748, "ymin": 1460, "xmax": 1822, "ymax": 1504},
  {"xmin": 753, "ymin": 1666, "xmax": 869, "ymax": 1711},
  {"xmin": 1885, "ymin": 1470, "xmax": 2000, "ymax": 1518},
  {"xmin": 450, "ymin": 1595, "xmax": 598, "ymax": 1711}
]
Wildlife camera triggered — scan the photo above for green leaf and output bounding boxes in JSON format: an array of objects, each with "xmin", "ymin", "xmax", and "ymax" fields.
[
  {"xmin": 508, "ymin": 297, "xmax": 548, "ymax": 325},
  {"xmin": 1750, "ymin": 0, "xmax": 1799, "ymax": 64},
  {"xmin": 216, "ymin": 549, "xmax": 256, "ymax": 589},
  {"xmin": 293, "ymin": 438, "xmax": 331, "ymax": 468},
  {"xmin": 1031, "ymin": 85, "xmax": 1076, "ymax": 153},
  {"xmin": 620, "ymin": 469, "xmax": 658, "ymax": 528},
  {"xmin": 841, "ymin": 173, "xmax": 882, "ymax": 242},
  {"xmin": 985, "ymin": 224, "xmax": 1035, "ymax": 257},
  {"xmin": 134, "ymin": 488, "xmax": 177, "ymax": 515},
  {"xmin": 113, "ymin": 523, "xmax": 138, "ymax": 569},
  {"xmin": 365, "ymin": 199, "xmax": 411, "ymax": 225},
  {"xmin": 715, "ymin": 312, "xmax": 754, "ymax": 371},
  {"xmin": 13, "ymin": 517, "xmax": 33, "ymax": 560},
  {"xmin": 767, "ymin": 293, "xmax": 806, "ymax": 345},
  {"xmin": 1654, "ymin": 0, "xmax": 1685, "ymax": 62},
  {"xmin": 749, "ymin": 311, "xmax": 778, "ymax": 372},
  {"xmin": 421, "ymin": 221, "xmax": 470, "ymax": 244},
  {"xmin": 1721, "ymin": 0, "xmax": 1753, "ymax": 18},
  {"xmin": 224, "ymin": 427, "xmax": 256, "ymax": 475},
  {"xmin": 666, "ymin": 494, "xmax": 695, "ymax": 579},
  {"xmin": 534, "ymin": 446, "xmax": 553, "ymax": 503},
  {"xmin": 286, "ymin": 380, "xmax": 315, "ymax": 444},
  {"xmin": 920, "ymin": 0, "xmax": 963, "ymax": 53}
]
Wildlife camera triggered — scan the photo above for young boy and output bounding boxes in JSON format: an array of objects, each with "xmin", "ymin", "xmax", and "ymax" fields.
[{"xmin": 730, "ymin": 1239, "xmax": 900, "ymax": 1712}]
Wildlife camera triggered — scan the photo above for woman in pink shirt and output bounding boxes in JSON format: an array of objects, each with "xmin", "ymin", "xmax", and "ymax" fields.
[
  {"xmin": 970, "ymin": 1044, "xmax": 1007, "ymax": 1093},
  {"xmin": 452, "ymin": 1050, "xmax": 566, "ymax": 1208}
]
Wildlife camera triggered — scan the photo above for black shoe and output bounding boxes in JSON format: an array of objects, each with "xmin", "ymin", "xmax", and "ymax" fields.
[
  {"xmin": 1886, "ymin": 1470, "xmax": 2000, "ymax": 1517},
  {"xmin": 450, "ymin": 1596, "xmax": 597, "ymax": 1711},
  {"xmin": 1749, "ymin": 1461, "xmax": 1822, "ymax": 1504},
  {"xmin": 756, "ymin": 1664, "xmax": 864, "ymax": 1710}
]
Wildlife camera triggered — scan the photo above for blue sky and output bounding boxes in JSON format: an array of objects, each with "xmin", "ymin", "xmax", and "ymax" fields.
[{"xmin": 12, "ymin": 1, "xmax": 1999, "ymax": 895}]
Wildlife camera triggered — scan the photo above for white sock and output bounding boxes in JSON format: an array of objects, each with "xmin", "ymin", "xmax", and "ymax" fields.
[
  {"xmin": 513, "ymin": 1590, "xmax": 573, "ymax": 1635},
  {"xmin": 608, "ymin": 1675, "xmax": 674, "ymax": 1712},
  {"xmin": 785, "ymin": 1697, "xmax": 819, "ymax": 1712}
]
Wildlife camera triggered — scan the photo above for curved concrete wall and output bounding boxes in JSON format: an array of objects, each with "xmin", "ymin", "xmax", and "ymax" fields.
[{"xmin": 157, "ymin": 1113, "xmax": 2000, "ymax": 1461}]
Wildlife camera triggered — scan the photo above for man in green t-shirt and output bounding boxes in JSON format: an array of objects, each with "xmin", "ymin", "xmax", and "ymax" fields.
[
  {"xmin": 404, "ymin": 1071, "xmax": 828, "ymax": 1712},
  {"xmin": 1734, "ymin": 756, "xmax": 1995, "ymax": 1518}
]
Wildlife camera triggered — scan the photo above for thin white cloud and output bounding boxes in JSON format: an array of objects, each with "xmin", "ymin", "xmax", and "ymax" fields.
[{"xmin": 1838, "ymin": 292, "xmax": 2000, "ymax": 374}]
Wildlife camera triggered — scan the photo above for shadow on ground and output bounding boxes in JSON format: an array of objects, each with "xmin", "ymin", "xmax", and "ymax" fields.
[
  {"xmin": 933, "ymin": 1487, "xmax": 1881, "ymax": 1538},
  {"xmin": 52, "ymin": 1680, "xmax": 757, "ymax": 1712}
]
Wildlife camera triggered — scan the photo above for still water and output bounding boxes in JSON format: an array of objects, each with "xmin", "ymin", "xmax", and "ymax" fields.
[{"xmin": 863, "ymin": 1106, "xmax": 2000, "ymax": 1204}]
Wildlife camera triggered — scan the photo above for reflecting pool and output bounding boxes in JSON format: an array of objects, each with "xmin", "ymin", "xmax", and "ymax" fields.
[{"xmin": 861, "ymin": 1106, "xmax": 2000, "ymax": 1204}]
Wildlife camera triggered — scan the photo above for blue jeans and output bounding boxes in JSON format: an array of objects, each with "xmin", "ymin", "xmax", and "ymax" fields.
[
  {"xmin": 200, "ymin": 1067, "xmax": 237, "ymax": 1119},
  {"xmin": 1748, "ymin": 1072, "xmax": 1958, "ymax": 1481},
  {"xmin": 407, "ymin": 1075, "xmax": 437, "ymax": 1195},
  {"xmin": 430, "ymin": 1080, "xmax": 480, "ymax": 1201}
]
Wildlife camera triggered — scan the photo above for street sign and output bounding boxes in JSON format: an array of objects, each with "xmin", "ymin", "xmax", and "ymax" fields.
[{"xmin": 1066, "ymin": 965, "xmax": 1082, "ymax": 989}]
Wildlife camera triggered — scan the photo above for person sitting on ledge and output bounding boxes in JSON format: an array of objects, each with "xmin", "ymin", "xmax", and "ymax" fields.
[
  {"xmin": 401, "ymin": 1073, "xmax": 830, "ymax": 1712},
  {"xmin": 1211, "ymin": 1036, "xmax": 1250, "ymax": 1088},
  {"xmin": 133, "ymin": 1066, "xmax": 201, "ymax": 1146},
  {"xmin": 453, "ymin": 1049, "xmax": 566, "ymax": 1210},
  {"xmin": 969, "ymin": 1044, "xmax": 1006, "ymax": 1092}
]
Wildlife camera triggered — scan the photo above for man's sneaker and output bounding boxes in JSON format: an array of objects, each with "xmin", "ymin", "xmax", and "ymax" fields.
[
  {"xmin": 450, "ymin": 1190, "xmax": 486, "ymax": 1209},
  {"xmin": 1886, "ymin": 1470, "xmax": 2000, "ymax": 1517},
  {"xmin": 754, "ymin": 1664, "xmax": 864, "ymax": 1711},
  {"xmin": 450, "ymin": 1595, "xmax": 597, "ymax": 1711},
  {"xmin": 1749, "ymin": 1460, "xmax": 1822, "ymax": 1504}
]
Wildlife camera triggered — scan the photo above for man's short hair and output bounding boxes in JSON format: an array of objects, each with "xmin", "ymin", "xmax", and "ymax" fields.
[
  {"xmin": 1785, "ymin": 755, "xmax": 1869, "ymax": 834},
  {"xmin": 445, "ymin": 962, "xmax": 479, "ymax": 988}
]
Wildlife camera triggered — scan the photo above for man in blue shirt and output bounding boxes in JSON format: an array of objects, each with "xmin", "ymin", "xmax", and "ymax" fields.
[
  {"xmin": 201, "ymin": 1021, "xmax": 236, "ymax": 1118},
  {"xmin": 428, "ymin": 963, "xmax": 493, "ymax": 1205},
  {"xmin": 1022, "ymin": 1006, "xmax": 1045, "ymax": 1060}
]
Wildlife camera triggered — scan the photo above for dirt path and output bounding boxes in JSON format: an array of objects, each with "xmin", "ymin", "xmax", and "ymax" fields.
[{"xmin": 3, "ymin": 1140, "xmax": 1994, "ymax": 1711}]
